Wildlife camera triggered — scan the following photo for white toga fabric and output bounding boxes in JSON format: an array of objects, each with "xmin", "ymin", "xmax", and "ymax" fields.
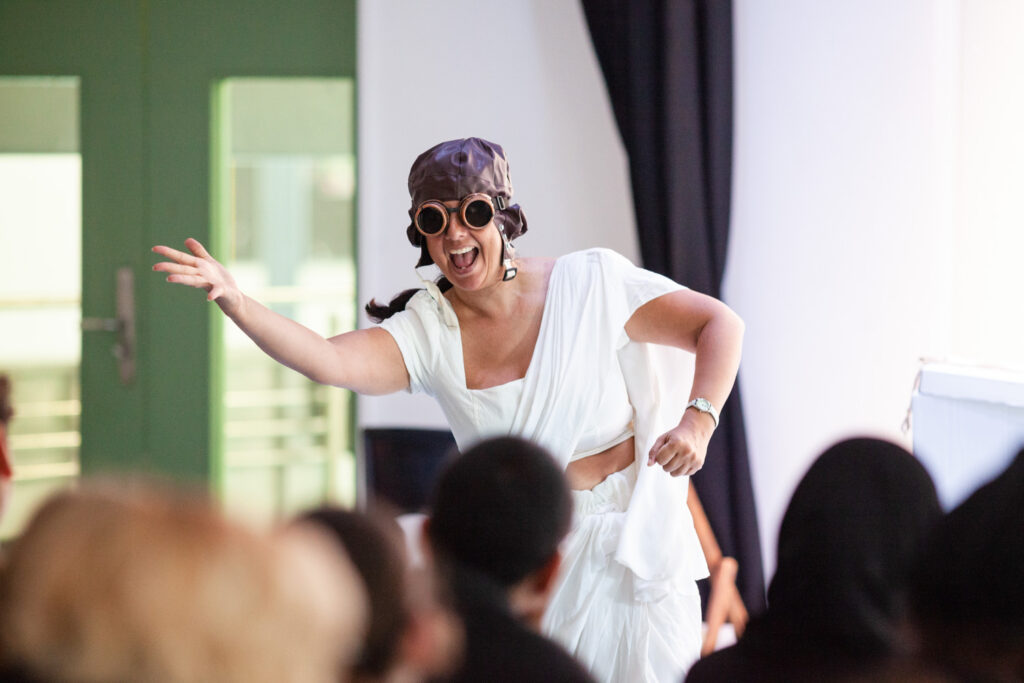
[{"xmin": 381, "ymin": 248, "xmax": 709, "ymax": 681}]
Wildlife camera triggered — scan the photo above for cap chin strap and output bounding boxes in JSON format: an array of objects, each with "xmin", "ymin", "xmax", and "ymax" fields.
[
  {"xmin": 494, "ymin": 196, "xmax": 517, "ymax": 280},
  {"xmin": 493, "ymin": 195, "xmax": 517, "ymax": 280},
  {"xmin": 499, "ymin": 228, "xmax": 517, "ymax": 281}
]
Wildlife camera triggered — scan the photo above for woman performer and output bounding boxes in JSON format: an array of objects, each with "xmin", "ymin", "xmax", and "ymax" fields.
[{"xmin": 153, "ymin": 137, "xmax": 744, "ymax": 682}]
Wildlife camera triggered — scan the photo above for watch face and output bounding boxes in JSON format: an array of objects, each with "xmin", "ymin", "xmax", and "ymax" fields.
[{"xmin": 695, "ymin": 398, "xmax": 712, "ymax": 412}]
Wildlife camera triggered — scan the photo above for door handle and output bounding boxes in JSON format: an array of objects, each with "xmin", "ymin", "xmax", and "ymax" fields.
[{"xmin": 81, "ymin": 267, "xmax": 136, "ymax": 385}]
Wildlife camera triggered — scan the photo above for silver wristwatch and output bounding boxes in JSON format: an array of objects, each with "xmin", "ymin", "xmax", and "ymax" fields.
[{"xmin": 685, "ymin": 397, "xmax": 719, "ymax": 428}]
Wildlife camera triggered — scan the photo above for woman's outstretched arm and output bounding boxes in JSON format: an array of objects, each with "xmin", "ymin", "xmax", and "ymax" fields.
[
  {"xmin": 625, "ymin": 288, "xmax": 744, "ymax": 477},
  {"xmin": 152, "ymin": 238, "xmax": 409, "ymax": 396}
]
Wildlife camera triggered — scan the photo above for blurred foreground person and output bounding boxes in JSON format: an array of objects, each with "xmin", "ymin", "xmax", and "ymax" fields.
[
  {"xmin": 424, "ymin": 436, "xmax": 596, "ymax": 683},
  {"xmin": 300, "ymin": 507, "xmax": 462, "ymax": 683},
  {"xmin": 0, "ymin": 482, "xmax": 367, "ymax": 683},
  {"xmin": 0, "ymin": 375, "xmax": 14, "ymax": 522},
  {"xmin": 687, "ymin": 438, "xmax": 942, "ymax": 683},
  {"xmin": 911, "ymin": 447, "xmax": 1024, "ymax": 682}
]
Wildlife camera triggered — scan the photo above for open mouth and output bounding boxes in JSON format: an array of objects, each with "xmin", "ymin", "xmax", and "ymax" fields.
[{"xmin": 449, "ymin": 246, "xmax": 479, "ymax": 272}]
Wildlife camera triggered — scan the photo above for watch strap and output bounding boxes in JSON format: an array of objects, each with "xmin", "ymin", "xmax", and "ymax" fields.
[{"xmin": 685, "ymin": 398, "xmax": 720, "ymax": 428}]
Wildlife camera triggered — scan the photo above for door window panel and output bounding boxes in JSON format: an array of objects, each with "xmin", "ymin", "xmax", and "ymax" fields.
[
  {"xmin": 0, "ymin": 78, "xmax": 81, "ymax": 539},
  {"xmin": 213, "ymin": 79, "xmax": 356, "ymax": 525}
]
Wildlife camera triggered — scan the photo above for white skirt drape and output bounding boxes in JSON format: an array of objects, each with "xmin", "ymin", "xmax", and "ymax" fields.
[{"xmin": 541, "ymin": 463, "xmax": 703, "ymax": 683}]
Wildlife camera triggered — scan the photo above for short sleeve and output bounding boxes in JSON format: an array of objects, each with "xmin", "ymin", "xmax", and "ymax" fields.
[
  {"xmin": 378, "ymin": 291, "xmax": 440, "ymax": 396},
  {"xmin": 588, "ymin": 249, "xmax": 686, "ymax": 348}
]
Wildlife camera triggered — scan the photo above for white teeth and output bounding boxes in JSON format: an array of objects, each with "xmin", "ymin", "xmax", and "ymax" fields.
[{"xmin": 449, "ymin": 246, "xmax": 475, "ymax": 255}]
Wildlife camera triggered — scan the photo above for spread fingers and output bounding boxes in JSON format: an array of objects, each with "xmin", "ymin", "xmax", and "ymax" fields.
[
  {"xmin": 152, "ymin": 262, "xmax": 198, "ymax": 275},
  {"xmin": 184, "ymin": 238, "xmax": 212, "ymax": 259},
  {"xmin": 152, "ymin": 245, "xmax": 199, "ymax": 266},
  {"xmin": 164, "ymin": 274, "xmax": 211, "ymax": 288}
]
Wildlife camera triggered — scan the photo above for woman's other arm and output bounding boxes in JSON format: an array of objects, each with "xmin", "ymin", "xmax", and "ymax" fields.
[
  {"xmin": 624, "ymin": 289, "xmax": 744, "ymax": 476},
  {"xmin": 152, "ymin": 238, "xmax": 409, "ymax": 396}
]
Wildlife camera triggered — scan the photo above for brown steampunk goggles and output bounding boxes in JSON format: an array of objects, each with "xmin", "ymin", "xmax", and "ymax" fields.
[{"xmin": 413, "ymin": 193, "xmax": 507, "ymax": 237}]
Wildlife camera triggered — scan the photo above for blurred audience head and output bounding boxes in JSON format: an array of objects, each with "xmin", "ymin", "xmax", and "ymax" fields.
[
  {"xmin": 0, "ymin": 481, "xmax": 367, "ymax": 683},
  {"xmin": 911, "ymin": 447, "xmax": 1024, "ymax": 681},
  {"xmin": 299, "ymin": 505, "xmax": 461, "ymax": 683},
  {"xmin": 426, "ymin": 436, "xmax": 572, "ymax": 624},
  {"xmin": 766, "ymin": 437, "xmax": 941, "ymax": 658},
  {"xmin": 0, "ymin": 373, "xmax": 14, "ymax": 520},
  {"xmin": 0, "ymin": 374, "xmax": 12, "ymax": 425}
]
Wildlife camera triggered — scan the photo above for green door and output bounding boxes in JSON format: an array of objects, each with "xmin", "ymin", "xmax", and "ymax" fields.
[{"xmin": 0, "ymin": 0, "xmax": 356, "ymax": 535}]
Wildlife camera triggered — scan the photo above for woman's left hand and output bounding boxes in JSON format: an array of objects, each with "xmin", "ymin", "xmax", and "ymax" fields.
[{"xmin": 648, "ymin": 410, "xmax": 714, "ymax": 477}]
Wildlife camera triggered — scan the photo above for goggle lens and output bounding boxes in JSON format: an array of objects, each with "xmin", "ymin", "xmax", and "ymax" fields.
[
  {"xmin": 416, "ymin": 206, "xmax": 447, "ymax": 235},
  {"xmin": 464, "ymin": 199, "xmax": 494, "ymax": 227}
]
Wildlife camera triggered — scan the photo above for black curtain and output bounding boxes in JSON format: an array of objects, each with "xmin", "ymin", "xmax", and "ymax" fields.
[{"xmin": 582, "ymin": 0, "xmax": 765, "ymax": 614}]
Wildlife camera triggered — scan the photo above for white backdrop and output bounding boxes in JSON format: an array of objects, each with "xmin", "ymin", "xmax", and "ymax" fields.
[
  {"xmin": 725, "ymin": 0, "xmax": 957, "ymax": 577},
  {"xmin": 358, "ymin": 0, "xmax": 1024, "ymax": 580}
]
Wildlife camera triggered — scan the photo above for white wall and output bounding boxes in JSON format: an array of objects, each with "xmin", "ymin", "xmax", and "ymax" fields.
[
  {"xmin": 953, "ymin": 0, "xmax": 1024, "ymax": 369},
  {"xmin": 728, "ymin": 0, "xmax": 958, "ymax": 577},
  {"xmin": 357, "ymin": 0, "xmax": 638, "ymax": 427},
  {"xmin": 729, "ymin": 0, "xmax": 1024, "ymax": 578},
  {"xmin": 358, "ymin": 0, "xmax": 1024, "ymax": 581}
]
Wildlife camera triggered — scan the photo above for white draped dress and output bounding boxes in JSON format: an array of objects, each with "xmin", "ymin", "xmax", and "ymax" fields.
[{"xmin": 381, "ymin": 248, "xmax": 709, "ymax": 682}]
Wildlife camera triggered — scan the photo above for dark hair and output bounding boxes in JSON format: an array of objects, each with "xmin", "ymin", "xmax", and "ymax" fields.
[
  {"xmin": 0, "ymin": 374, "xmax": 12, "ymax": 424},
  {"xmin": 763, "ymin": 437, "xmax": 941, "ymax": 657},
  {"xmin": 427, "ymin": 436, "xmax": 572, "ymax": 589},
  {"xmin": 911, "ymin": 447, "xmax": 1024, "ymax": 641},
  {"xmin": 300, "ymin": 507, "xmax": 409, "ymax": 678},
  {"xmin": 364, "ymin": 277, "xmax": 452, "ymax": 323}
]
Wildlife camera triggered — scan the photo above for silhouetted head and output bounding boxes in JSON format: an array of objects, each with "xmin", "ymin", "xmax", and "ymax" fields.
[
  {"xmin": 765, "ymin": 437, "xmax": 941, "ymax": 657},
  {"xmin": 911, "ymin": 448, "xmax": 1024, "ymax": 678},
  {"xmin": 300, "ymin": 507, "xmax": 410, "ymax": 679},
  {"xmin": 427, "ymin": 436, "xmax": 570, "ymax": 589}
]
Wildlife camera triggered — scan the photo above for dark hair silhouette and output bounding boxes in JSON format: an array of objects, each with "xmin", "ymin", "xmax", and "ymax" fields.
[
  {"xmin": 428, "ymin": 436, "xmax": 572, "ymax": 590},
  {"xmin": 764, "ymin": 437, "xmax": 941, "ymax": 656},
  {"xmin": 688, "ymin": 437, "xmax": 942, "ymax": 683},
  {"xmin": 910, "ymin": 448, "xmax": 1024, "ymax": 680},
  {"xmin": 300, "ymin": 507, "xmax": 409, "ymax": 679}
]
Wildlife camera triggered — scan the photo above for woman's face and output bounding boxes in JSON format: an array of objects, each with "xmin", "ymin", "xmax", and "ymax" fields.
[{"xmin": 424, "ymin": 198, "xmax": 504, "ymax": 291}]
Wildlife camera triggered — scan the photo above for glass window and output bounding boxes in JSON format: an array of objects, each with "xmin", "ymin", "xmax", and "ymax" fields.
[
  {"xmin": 213, "ymin": 79, "xmax": 357, "ymax": 525},
  {"xmin": 0, "ymin": 77, "xmax": 81, "ymax": 540}
]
